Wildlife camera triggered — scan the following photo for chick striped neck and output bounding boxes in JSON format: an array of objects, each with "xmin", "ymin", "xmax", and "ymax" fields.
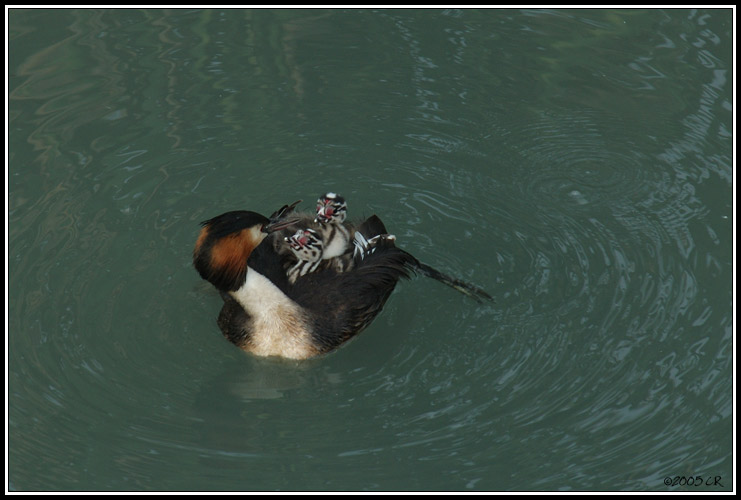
[{"xmin": 285, "ymin": 228, "xmax": 324, "ymax": 283}]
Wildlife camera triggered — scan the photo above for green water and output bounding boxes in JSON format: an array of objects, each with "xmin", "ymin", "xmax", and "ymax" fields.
[{"xmin": 7, "ymin": 8, "xmax": 733, "ymax": 492}]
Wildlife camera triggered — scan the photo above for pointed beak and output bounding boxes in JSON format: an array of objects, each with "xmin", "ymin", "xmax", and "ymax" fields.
[
  {"xmin": 268, "ymin": 199, "xmax": 302, "ymax": 220},
  {"xmin": 315, "ymin": 206, "xmax": 332, "ymax": 223},
  {"xmin": 263, "ymin": 199, "xmax": 303, "ymax": 233},
  {"xmin": 263, "ymin": 215, "xmax": 301, "ymax": 233},
  {"xmin": 284, "ymin": 234, "xmax": 301, "ymax": 250}
]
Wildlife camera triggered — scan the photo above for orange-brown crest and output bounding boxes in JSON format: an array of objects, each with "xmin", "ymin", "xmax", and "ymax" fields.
[
  {"xmin": 194, "ymin": 225, "xmax": 211, "ymax": 255},
  {"xmin": 209, "ymin": 227, "xmax": 261, "ymax": 283},
  {"xmin": 193, "ymin": 211, "xmax": 269, "ymax": 291}
]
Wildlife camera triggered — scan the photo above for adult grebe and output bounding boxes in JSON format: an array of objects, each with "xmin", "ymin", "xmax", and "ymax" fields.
[{"xmin": 193, "ymin": 195, "xmax": 492, "ymax": 359}]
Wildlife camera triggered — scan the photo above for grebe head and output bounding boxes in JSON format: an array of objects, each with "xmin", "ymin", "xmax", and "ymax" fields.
[
  {"xmin": 315, "ymin": 192, "xmax": 347, "ymax": 224},
  {"xmin": 193, "ymin": 210, "xmax": 271, "ymax": 291},
  {"xmin": 285, "ymin": 228, "xmax": 323, "ymax": 263}
]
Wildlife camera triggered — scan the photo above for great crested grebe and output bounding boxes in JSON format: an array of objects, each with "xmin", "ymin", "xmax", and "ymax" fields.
[
  {"xmin": 284, "ymin": 227, "xmax": 324, "ymax": 283},
  {"xmin": 314, "ymin": 192, "xmax": 352, "ymax": 261},
  {"xmin": 193, "ymin": 194, "xmax": 492, "ymax": 359}
]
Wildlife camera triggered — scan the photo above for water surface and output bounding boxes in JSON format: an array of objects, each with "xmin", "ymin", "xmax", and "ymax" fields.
[{"xmin": 7, "ymin": 8, "xmax": 734, "ymax": 492}]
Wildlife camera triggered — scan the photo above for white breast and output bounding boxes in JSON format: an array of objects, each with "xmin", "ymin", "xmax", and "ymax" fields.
[{"xmin": 230, "ymin": 268, "xmax": 318, "ymax": 359}]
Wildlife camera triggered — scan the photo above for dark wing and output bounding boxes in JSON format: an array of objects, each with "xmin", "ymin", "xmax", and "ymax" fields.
[
  {"xmin": 217, "ymin": 292, "xmax": 252, "ymax": 347},
  {"xmin": 287, "ymin": 234, "xmax": 416, "ymax": 352},
  {"xmin": 355, "ymin": 215, "xmax": 494, "ymax": 303},
  {"xmin": 355, "ymin": 214, "xmax": 388, "ymax": 239}
]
